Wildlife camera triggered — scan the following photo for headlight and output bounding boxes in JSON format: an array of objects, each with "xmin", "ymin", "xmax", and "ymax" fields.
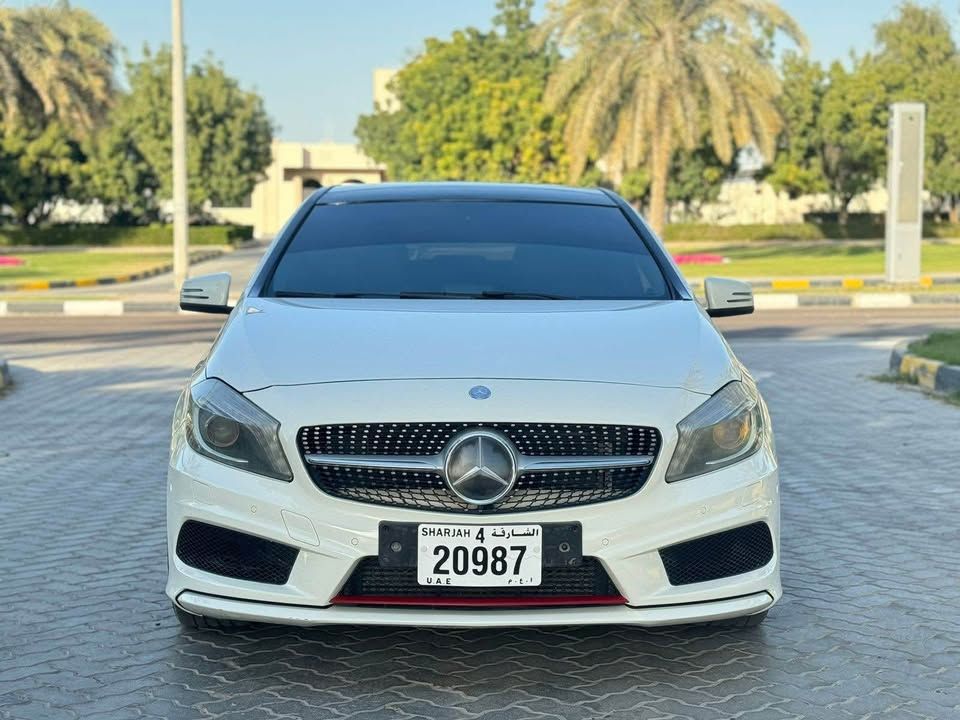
[
  {"xmin": 665, "ymin": 380, "xmax": 769, "ymax": 482},
  {"xmin": 179, "ymin": 378, "xmax": 293, "ymax": 481}
]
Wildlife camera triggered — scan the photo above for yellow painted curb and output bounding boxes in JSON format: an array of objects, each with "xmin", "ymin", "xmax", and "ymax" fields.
[
  {"xmin": 113, "ymin": 274, "xmax": 131, "ymax": 283},
  {"xmin": 15, "ymin": 280, "xmax": 50, "ymax": 291},
  {"xmin": 900, "ymin": 354, "xmax": 943, "ymax": 390},
  {"xmin": 74, "ymin": 278, "xmax": 98, "ymax": 287},
  {"xmin": 771, "ymin": 279, "xmax": 811, "ymax": 290},
  {"xmin": 841, "ymin": 278, "xmax": 864, "ymax": 290},
  {"xmin": 919, "ymin": 276, "xmax": 933, "ymax": 288}
]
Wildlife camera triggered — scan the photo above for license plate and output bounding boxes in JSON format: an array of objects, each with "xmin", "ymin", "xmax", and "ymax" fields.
[{"xmin": 417, "ymin": 524, "xmax": 542, "ymax": 587}]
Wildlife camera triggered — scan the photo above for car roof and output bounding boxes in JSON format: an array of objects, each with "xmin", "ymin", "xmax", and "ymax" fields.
[{"xmin": 318, "ymin": 182, "xmax": 616, "ymax": 206}]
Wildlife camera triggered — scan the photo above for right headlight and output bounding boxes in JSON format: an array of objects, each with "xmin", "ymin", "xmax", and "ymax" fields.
[
  {"xmin": 665, "ymin": 380, "xmax": 770, "ymax": 483},
  {"xmin": 173, "ymin": 377, "xmax": 293, "ymax": 481}
]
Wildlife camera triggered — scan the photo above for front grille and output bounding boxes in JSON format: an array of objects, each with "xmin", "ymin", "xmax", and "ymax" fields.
[
  {"xmin": 338, "ymin": 557, "xmax": 618, "ymax": 601},
  {"xmin": 301, "ymin": 422, "xmax": 658, "ymax": 457},
  {"xmin": 659, "ymin": 522, "xmax": 774, "ymax": 586},
  {"xmin": 299, "ymin": 422, "xmax": 660, "ymax": 513},
  {"xmin": 175, "ymin": 521, "xmax": 298, "ymax": 585}
]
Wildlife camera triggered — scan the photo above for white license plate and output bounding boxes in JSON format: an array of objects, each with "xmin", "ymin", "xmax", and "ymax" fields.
[{"xmin": 417, "ymin": 524, "xmax": 542, "ymax": 587}]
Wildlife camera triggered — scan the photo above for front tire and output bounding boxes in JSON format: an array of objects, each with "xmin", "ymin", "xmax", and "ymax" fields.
[{"xmin": 173, "ymin": 604, "xmax": 248, "ymax": 631}]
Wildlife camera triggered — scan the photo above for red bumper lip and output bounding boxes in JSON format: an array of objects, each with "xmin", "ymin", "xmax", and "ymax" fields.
[{"xmin": 331, "ymin": 594, "xmax": 627, "ymax": 608}]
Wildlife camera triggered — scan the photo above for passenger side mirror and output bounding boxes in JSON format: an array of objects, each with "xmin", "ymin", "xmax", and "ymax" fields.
[
  {"xmin": 703, "ymin": 277, "xmax": 754, "ymax": 317},
  {"xmin": 180, "ymin": 272, "xmax": 233, "ymax": 314}
]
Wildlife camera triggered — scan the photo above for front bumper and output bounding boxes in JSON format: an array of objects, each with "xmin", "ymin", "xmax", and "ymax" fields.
[{"xmin": 167, "ymin": 453, "xmax": 779, "ymax": 627}]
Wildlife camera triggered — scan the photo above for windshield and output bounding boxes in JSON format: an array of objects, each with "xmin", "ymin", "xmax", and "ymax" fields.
[{"xmin": 267, "ymin": 200, "xmax": 670, "ymax": 300}]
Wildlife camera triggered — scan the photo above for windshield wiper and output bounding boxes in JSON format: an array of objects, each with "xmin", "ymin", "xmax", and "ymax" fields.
[
  {"xmin": 273, "ymin": 290, "xmax": 578, "ymax": 300},
  {"xmin": 393, "ymin": 291, "xmax": 578, "ymax": 299},
  {"xmin": 274, "ymin": 291, "xmax": 402, "ymax": 298},
  {"xmin": 475, "ymin": 291, "xmax": 577, "ymax": 300}
]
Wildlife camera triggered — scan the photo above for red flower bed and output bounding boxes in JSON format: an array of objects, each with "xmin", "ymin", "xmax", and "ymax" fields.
[{"xmin": 672, "ymin": 253, "xmax": 727, "ymax": 265}]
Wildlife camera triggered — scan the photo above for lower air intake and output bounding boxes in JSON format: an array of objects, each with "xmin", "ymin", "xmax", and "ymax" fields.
[
  {"xmin": 336, "ymin": 557, "xmax": 622, "ymax": 607},
  {"xmin": 175, "ymin": 520, "xmax": 298, "ymax": 585},
  {"xmin": 659, "ymin": 522, "xmax": 774, "ymax": 586}
]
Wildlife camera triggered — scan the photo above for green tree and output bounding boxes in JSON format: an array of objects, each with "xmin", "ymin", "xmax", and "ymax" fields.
[
  {"xmin": 0, "ymin": 122, "xmax": 81, "ymax": 224},
  {"xmin": 818, "ymin": 58, "xmax": 888, "ymax": 224},
  {"xmin": 667, "ymin": 141, "xmax": 733, "ymax": 218},
  {"xmin": 874, "ymin": 2, "xmax": 960, "ymax": 221},
  {"xmin": 768, "ymin": 53, "xmax": 828, "ymax": 198},
  {"xmin": 355, "ymin": 0, "xmax": 566, "ymax": 183},
  {"xmin": 0, "ymin": 2, "xmax": 114, "ymax": 134},
  {"xmin": 0, "ymin": 3, "xmax": 115, "ymax": 224},
  {"xmin": 538, "ymin": 0, "xmax": 806, "ymax": 234},
  {"xmin": 81, "ymin": 47, "xmax": 273, "ymax": 221}
]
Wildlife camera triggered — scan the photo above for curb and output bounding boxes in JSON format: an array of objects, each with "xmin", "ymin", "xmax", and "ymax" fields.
[
  {"xmin": 0, "ymin": 249, "xmax": 225, "ymax": 292},
  {"xmin": 0, "ymin": 292, "xmax": 958, "ymax": 316},
  {"xmin": 753, "ymin": 293, "xmax": 960, "ymax": 310},
  {"xmin": 0, "ymin": 358, "xmax": 10, "ymax": 390},
  {"xmin": 687, "ymin": 274, "xmax": 960, "ymax": 290},
  {"xmin": 890, "ymin": 340, "xmax": 960, "ymax": 395}
]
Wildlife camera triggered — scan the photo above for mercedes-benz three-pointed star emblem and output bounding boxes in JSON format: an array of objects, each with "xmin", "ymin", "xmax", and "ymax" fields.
[{"xmin": 442, "ymin": 430, "xmax": 518, "ymax": 505}]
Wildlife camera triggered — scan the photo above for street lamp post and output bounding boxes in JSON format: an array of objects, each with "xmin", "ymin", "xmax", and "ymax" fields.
[{"xmin": 171, "ymin": 0, "xmax": 189, "ymax": 290}]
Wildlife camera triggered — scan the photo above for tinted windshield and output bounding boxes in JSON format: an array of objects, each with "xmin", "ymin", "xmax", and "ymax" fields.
[{"xmin": 267, "ymin": 201, "xmax": 670, "ymax": 300}]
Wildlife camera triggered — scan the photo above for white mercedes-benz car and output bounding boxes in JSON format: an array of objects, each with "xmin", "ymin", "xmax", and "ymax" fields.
[{"xmin": 168, "ymin": 182, "xmax": 779, "ymax": 630}]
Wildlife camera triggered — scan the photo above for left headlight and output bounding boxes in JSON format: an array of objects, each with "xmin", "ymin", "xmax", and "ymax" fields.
[
  {"xmin": 665, "ymin": 379, "xmax": 770, "ymax": 483},
  {"xmin": 175, "ymin": 378, "xmax": 293, "ymax": 481}
]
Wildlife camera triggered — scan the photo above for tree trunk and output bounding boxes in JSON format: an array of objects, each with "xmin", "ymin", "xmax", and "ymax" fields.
[
  {"xmin": 838, "ymin": 198, "xmax": 851, "ymax": 226},
  {"xmin": 647, "ymin": 125, "xmax": 673, "ymax": 236},
  {"xmin": 950, "ymin": 195, "xmax": 959, "ymax": 224}
]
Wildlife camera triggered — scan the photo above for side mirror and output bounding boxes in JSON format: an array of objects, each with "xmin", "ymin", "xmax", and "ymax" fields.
[
  {"xmin": 180, "ymin": 272, "xmax": 233, "ymax": 314},
  {"xmin": 704, "ymin": 277, "xmax": 754, "ymax": 317}
]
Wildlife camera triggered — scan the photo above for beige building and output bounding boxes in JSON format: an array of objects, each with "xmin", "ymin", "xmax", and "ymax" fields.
[
  {"xmin": 213, "ymin": 69, "xmax": 398, "ymax": 238},
  {"xmin": 212, "ymin": 140, "xmax": 386, "ymax": 238},
  {"xmin": 372, "ymin": 68, "xmax": 399, "ymax": 112}
]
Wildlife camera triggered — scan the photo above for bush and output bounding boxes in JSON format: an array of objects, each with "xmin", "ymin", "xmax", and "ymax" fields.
[
  {"xmin": 664, "ymin": 223, "xmax": 823, "ymax": 242},
  {"xmin": 0, "ymin": 224, "xmax": 253, "ymax": 247},
  {"xmin": 663, "ymin": 218, "xmax": 960, "ymax": 242}
]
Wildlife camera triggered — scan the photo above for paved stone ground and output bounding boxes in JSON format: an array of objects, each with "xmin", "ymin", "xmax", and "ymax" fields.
[{"xmin": 1, "ymin": 315, "xmax": 958, "ymax": 719}]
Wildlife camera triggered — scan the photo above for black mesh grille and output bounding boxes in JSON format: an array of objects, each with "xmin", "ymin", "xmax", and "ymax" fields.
[
  {"xmin": 299, "ymin": 422, "xmax": 660, "ymax": 513},
  {"xmin": 659, "ymin": 522, "xmax": 774, "ymax": 586},
  {"xmin": 299, "ymin": 422, "xmax": 659, "ymax": 457},
  {"xmin": 175, "ymin": 521, "xmax": 299, "ymax": 585},
  {"xmin": 339, "ymin": 557, "xmax": 618, "ymax": 600}
]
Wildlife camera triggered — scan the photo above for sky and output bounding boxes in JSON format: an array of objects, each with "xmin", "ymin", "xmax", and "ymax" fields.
[{"xmin": 20, "ymin": 0, "xmax": 949, "ymax": 143}]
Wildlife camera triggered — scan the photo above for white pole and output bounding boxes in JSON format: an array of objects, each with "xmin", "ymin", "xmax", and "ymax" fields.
[
  {"xmin": 171, "ymin": 0, "xmax": 189, "ymax": 290},
  {"xmin": 885, "ymin": 103, "xmax": 925, "ymax": 283}
]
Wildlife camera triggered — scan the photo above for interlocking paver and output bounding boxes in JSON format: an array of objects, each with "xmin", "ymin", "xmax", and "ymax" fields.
[{"xmin": 1, "ymin": 319, "xmax": 959, "ymax": 719}]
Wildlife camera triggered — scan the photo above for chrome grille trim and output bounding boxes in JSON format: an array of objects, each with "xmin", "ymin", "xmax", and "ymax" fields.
[{"xmin": 304, "ymin": 452, "xmax": 655, "ymax": 473}]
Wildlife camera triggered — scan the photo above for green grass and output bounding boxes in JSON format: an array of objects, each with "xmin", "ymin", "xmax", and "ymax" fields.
[
  {"xmin": 909, "ymin": 331, "xmax": 960, "ymax": 366},
  {"xmin": 0, "ymin": 251, "xmax": 190, "ymax": 284},
  {"xmin": 0, "ymin": 224, "xmax": 252, "ymax": 247},
  {"xmin": 671, "ymin": 241, "xmax": 960, "ymax": 279}
]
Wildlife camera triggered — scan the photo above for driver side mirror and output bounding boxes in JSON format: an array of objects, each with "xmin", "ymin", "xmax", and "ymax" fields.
[
  {"xmin": 703, "ymin": 277, "xmax": 754, "ymax": 317},
  {"xmin": 180, "ymin": 272, "xmax": 233, "ymax": 314}
]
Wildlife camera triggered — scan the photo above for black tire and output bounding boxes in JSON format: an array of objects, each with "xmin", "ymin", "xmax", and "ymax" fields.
[
  {"xmin": 710, "ymin": 610, "xmax": 768, "ymax": 628},
  {"xmin": 174, "ymin": 604, "xmax": 248, "ymax": 631}
]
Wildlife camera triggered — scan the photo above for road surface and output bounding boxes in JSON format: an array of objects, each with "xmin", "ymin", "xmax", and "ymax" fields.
[{"xmin": 0, "ymin": 308, "xmax": 958, "ymax": 719}]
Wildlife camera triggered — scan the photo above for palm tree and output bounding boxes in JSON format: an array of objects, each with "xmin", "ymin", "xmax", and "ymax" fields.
[
  {"xmin": 539, "ymin": 0, "xmax": 806, "ymax": 233},
  {"xmin": 0, "ymin": 2, "xmax": 114, "ymax": 134}
]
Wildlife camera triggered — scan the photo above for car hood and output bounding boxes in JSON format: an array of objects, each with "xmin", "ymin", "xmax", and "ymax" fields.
[{"xmin": 204, "ymin": 298, "xmax": 740, "ymax": 395}]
